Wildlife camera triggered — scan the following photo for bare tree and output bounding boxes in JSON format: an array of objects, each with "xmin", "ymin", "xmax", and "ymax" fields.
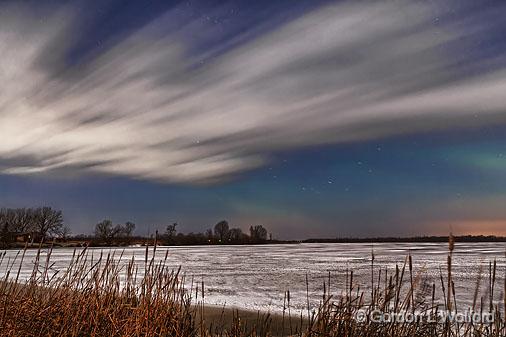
[
  {"xmin": 94, "ymin": 220, "xmax": 136, "ymax": 244},
  {"xmin": 60, "ymin": 225, "xmax": 72, "ymax": 241},
  {"xmin": 205, "ymin": 228, "xmax": 214, "ymax": 243},
  {"xmin": 249, "ymin": 225, "xmax": 268, "ymax": 243},
  {"xmin": 0, "ymin": 208, "xmax": 15, "ymax": 232},
  {"xmin": 214, "ymin": 220, "xmax": 229, "ymax": 242},
  {"xmin": 123, "ymin": 222, "xmax": 136, "ymax": 237},
  {"xmin": 0, "ymin": 210, "xmax": 12, "ymax": 247},
  {"xmin": 11, "ymin": 208, "xmax": 36, "ymax": 233},
  {"xmin": 229, "ymin": 228, "xmax": 244, "ymax": 243},
  {"xmin": 165, "ymin": 223, "xmax": 178, "ymax": 244},
  {"xmin": 94, "ymin": 219, "xmax": 120, "ymax": 243},
  {"xmin": 33, "ymin": 207, "xmax": 64, "ymax": 241}
]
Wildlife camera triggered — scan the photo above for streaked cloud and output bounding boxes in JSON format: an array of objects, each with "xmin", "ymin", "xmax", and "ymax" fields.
[{"xmin": 1, "ymin": 1, "xmax": 505, "ymax": 183}]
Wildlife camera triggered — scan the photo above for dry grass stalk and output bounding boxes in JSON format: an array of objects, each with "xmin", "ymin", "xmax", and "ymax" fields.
[{"xmin": 0, "ymin": 237, "xmax": 504, "ymax": 336}]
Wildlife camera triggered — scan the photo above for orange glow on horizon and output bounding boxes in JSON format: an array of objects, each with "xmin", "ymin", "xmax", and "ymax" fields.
[{"xmin": 429, "ymin": 220, "xmax": 506, "ymax": 236}]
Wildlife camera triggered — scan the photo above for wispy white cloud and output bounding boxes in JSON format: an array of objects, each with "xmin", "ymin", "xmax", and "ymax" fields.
[{"xmin": 1, "ymin": 2, "xmax": 505, "ymax": 183}]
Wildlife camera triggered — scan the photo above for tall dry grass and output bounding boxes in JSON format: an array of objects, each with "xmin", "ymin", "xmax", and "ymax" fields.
[{"xmin": 0, "ymin": 239, "xmax": 504, "ymax": 336}]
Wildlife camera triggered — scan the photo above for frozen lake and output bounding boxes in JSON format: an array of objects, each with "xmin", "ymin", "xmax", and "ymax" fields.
[{"xmin": 1, "ymin": 242, "xmax": 505, "ymax": 314}]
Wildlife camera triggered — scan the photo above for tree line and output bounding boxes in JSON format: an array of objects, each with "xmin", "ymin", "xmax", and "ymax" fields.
[
  {"xmin": 0, "ymin": 207, "xmax": 272, "ymax": 247},
  {"xmin": 92, "ymin": 219, "xmax": 270, "ymax": 246},
  {"xmin": 162, "ymin": 220, "xmax": 269, "ymax": 245},
  {"xmin": 93, "ymin": 220, "xmax": 136, "ymax": 244},
  {"xmin": 0, "ymin": 207, "xmax": 68, "ymax": 247}
]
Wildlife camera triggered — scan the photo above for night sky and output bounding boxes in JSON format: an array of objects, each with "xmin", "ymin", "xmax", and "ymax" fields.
[{"xmin": 1, "ymin": 0, "xmax": 506, "ymax": 238}]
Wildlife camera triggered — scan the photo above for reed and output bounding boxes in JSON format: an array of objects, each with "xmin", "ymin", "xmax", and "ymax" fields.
[{"xmin": 0, "ymin": 238, "xmax": 504, "ymax": 336}]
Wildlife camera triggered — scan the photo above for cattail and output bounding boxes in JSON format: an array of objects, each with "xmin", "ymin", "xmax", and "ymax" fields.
[
  {"xmin": 431, "ymin": 282, "xmax": 435, "ymax": 317},
  {"xmin": 491, "ymin": 259, "xmax": 496, "ymax": 313},
  {"xmin": 1, "ymin": 243, "xmax": 505, "ymax": 336},
  {"xmin": 287, "ymin": 289, "xmax": 292, "ymax": 335},
  {"xmin": 448, "ymin": 232, "xmax": 455, "ymax": 253},
  {"xmin": 306, "ymin": 273, "xmax": 310, "ymax": 321},
  {"xmin": 447, "ymin": 233, "xmax": 454, "ymax": 312},
  {"xmin": 409, "ymin": 254, "xmax": 414, "ymax": 313},
  {"xmin": 371, "ymin": 247, "xmax": 375, "ymax": 304},
  {"xmin": 282, "ymin": 291, "xmax": 286, "ymax": 336},
  {"xmin": 472, "ymin": 264, "xmax": 483, "ymax": 311}
]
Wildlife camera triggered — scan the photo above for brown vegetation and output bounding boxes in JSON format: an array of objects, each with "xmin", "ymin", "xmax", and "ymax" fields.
[
  {"xmin": 0, "ymin": 239, "xmax": 504, "ymax": 336},
  {"xmin": 0, "ymin": 207, "xmax": 66, "ymax": 247}
]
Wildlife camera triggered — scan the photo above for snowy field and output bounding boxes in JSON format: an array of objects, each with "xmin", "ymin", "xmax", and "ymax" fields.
[{"xmin": 1, "ymin": 242, "xmax": 505, "ymax": 314}]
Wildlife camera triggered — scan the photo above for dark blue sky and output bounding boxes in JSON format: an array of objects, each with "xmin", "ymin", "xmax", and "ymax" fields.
[{"xmin": 1, "ymin": 0, "xmax": 506, "ymax": 238}]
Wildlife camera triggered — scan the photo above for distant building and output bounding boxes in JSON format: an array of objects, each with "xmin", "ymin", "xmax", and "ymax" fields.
[
  {"xmin": 12, "ymin": 232, "xmax": 40, "ymax": 243},
  {"xmin": 15, "ymin": 232, "xmax": 32, "ymax": 243}
]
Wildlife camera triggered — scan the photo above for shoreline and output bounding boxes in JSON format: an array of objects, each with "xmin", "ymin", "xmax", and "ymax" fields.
[
  {"xmin": 198, "ymin": 304, "xmax": 308, "ymax": 336},
  {"xmin": 3, "ymin": 235, "xmax": 506, "ymax": 250}
]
